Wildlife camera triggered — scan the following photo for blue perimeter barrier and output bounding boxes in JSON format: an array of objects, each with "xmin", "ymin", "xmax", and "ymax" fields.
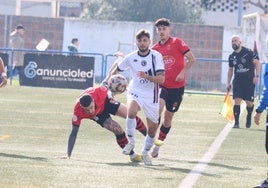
[{"xmin": 1, "ymin": 48, "xmax": 265, "ymax": 99}]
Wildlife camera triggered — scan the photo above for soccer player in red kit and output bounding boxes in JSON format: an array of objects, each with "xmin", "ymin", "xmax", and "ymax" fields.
[
  {"xmin": 61, "ymin": 84, "xmax": 147, "ymax": 162},
  {"xmin": 151, "ymin": 18, "xmax": 195, "ymax": 158}
]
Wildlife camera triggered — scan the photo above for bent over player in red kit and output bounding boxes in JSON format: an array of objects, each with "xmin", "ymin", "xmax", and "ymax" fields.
[{"xmin": 61, "ymin": 84, "xmax": 147, "ymax": 162}]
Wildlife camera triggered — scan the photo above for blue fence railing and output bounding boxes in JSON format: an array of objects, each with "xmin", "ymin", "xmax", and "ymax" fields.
[
  {"xmin": 0, "ymin": 48, "xmax": 105, "ymax": 85},
  {"xmin": 1, "ymin": 48, "xmax": 265, "ymax": 98}
]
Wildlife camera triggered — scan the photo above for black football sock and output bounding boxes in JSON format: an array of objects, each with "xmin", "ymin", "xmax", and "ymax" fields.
[
  {"xmin": 233, "ymin": 105, "xmax": 240, "ymax": 125},
  {"xmin": 246, "ymin": 105, "xmax": 254, "ymax": 126},
  {"xmin": 158, "ymin": 124, "xmax": 171, "ymax": 141},
  {"xmin": 116, "ymin": 133, "xmax": 128, "ymax": 149}
]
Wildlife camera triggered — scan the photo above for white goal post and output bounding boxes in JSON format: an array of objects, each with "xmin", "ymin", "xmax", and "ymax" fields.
[{"xmin": 242, "ymin": 12, "xmax": 268, "ymax": 62}]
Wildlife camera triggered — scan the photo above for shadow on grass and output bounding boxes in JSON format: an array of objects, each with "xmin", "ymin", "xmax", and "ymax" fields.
[
  {"xmin": 67, "ymin": 158, "xmax": 142, "ymax": 167},
  {"xmin": 159, "ymin": 158, "xmax": 250, "ymax": 170},
  {"xmin": 107, "ymin": 161, "xmax": 218, "ymax": 177},
  {"xmin": 153, "ymin": 158, "xmax": 251, "ymax": 178},
  {"xmin": 0, "ymin": 152, "xmax": 48, "ymax": 161},
  {"xmin": 244, "ymin": 128, "xmax": 265, "ymax": 132},
  {"xmin": 106, "ymin": 162, "xmax": 142, "ymax": 167},
  {"xmin": 177, "ymin": 159, "xmax": 249, "ymax": 171},
  {"xmin": 69, "ymin": 158, "xmax": 249, "ymax": 178},
  {"xmin": 195, "ymin": 161, "xmax": 251, "ymax": 171}
]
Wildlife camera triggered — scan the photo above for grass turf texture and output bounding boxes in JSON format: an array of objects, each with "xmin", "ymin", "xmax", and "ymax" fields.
[{"xmin": 0, "ymin": 85, "xmax": 267, "ymax": 188}]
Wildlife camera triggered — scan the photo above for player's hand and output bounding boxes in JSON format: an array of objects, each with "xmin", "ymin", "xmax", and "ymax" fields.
[
  {"xmin": 175, "ymin": 71, "xmax": 185, "ymax": 82},
  {"xmin": 254, "ymin": 112, "xmax": 261, "ymax": 125},
  {"xmin": 137, "ymin": 71, "xmax": 147, "ymax": 78},
  {"xmin": 58, "ymin": 155, "xmax": 70, "ymax": 159},
  {"xmin": 107, "ymin": 90, "xmax": 115, "ymax": 99},
  {"xmin": 101, "ymin": 81, "xmax": 109, "ymax": 89},
  {"xmin": 102, "ymin": 82, "xmax": 117, "ymax": 97},
  {"xmin": 226, "ymin": 84, "xmax": 231, "ymax": 92},
  {"xmin": 114, "ymin": 51, "xmax": 125, "ymax": 58},
  {"xmin": 253, "ymin": 77, "xmax": 259, "ymax": 84}
]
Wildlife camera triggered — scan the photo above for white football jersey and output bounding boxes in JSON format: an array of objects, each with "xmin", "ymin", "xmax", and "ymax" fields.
[{"xmin": 117, "ymin": 49, "xmax": 164, "ymax": 103}]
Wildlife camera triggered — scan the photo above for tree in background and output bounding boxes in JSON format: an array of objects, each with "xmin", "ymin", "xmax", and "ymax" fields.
[
  {"xmin": 81, "ymin": 0, "xmax": 203, "ymax": 24},
  {"xmin": 81, "ymin": 0, "xmax": 268, "ymax": 23}
]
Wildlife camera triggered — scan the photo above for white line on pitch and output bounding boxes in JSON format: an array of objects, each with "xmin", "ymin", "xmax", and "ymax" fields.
[
  {"xmin": 178, "ymin": 101, "xmax": 246, "ymax": 188},
  {"xmin": 178, "ymin": 122, "xmax": 233, "ymax": 188}
]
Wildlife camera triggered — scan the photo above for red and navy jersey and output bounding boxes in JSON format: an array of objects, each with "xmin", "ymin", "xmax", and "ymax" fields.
[
  {"xmin": 152, "ymin": 37, "xmax": 190, "ymax": 89},
  {"xmin": 72, "ymin": 86, "xmax": 108, "ymax": 126}
]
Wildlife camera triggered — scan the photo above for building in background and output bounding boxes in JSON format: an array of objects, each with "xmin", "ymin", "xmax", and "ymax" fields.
[
  {"xmin": 0, "ymin": 0, "xmax": 266, "ymax": 27},
  {"xmin": 0, "ymin": 0, "xmax": 85, "ymax": 18},
  {"xmin": 189, "ymin": 0, "xmax": 266, "ymax": 26},
  {"xmin": 0, "ymin": 0, "xmax": 267, "ymax": 91}
]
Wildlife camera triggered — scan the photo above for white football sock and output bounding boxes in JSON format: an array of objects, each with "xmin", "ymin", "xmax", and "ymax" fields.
[
  {"xmin": 142, "ymin": 135, "xmax": 155, "ymax": 155},
  {"xmin": 126, "ymin": 117, "xmax": 136, "ymax": 145}
]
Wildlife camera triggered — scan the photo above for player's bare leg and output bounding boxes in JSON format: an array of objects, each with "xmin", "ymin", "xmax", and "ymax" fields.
[
  {"xmin": 103, "ymin": 118, "xmax": 141, "ymax": 162},
  {"xmin": 152, "ymin": 109, "xmax": 174, "ymax": 158}
]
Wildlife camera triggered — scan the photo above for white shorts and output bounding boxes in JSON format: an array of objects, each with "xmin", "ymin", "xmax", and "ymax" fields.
[{"xmin": 127, "ymin": 90, "xmax": 159, "ymax": 123}]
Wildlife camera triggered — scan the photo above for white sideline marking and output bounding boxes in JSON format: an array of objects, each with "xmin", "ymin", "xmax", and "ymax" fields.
[
  {"xmin": 178, "ymin": 101, "xmax": 246, "ymax": 188},
  {"xmin": 178, "ymin": 122, "xmax": 233, "ymax": 188}
]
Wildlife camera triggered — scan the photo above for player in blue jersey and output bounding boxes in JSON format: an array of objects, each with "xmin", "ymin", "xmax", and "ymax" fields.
[{"xmin": 254, "ymin": 63, "xmax": 268, "ymax": 188}]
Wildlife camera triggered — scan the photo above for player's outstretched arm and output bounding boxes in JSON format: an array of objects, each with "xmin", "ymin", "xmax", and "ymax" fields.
[
  {"xmin": 60, "ymin": 125, "xmax": 79, "ymax": 159},
  {"xmin": 102, "ymin": 52, "xmax": 124, "ymax": 84}
]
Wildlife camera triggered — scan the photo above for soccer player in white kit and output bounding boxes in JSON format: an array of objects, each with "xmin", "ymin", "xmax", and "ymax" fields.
[{"xmin": 111, "ymin": 29, "xmax": 165, "ymax": 165}]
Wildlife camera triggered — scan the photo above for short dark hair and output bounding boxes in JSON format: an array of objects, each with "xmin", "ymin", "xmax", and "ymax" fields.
[
  {"xmin": 154, "ymin": 18, "xmax": 170, "ymax": 27},
  {"xmin": 16, "ymin": 25, "xmax": 25, "ymax": 30},
  {"xmin": 71, "ymin": 38, "xmax": 78, "ymax": 44},
  {"xmin": 136, "ymin": 29, "xmax": 150, "ymax": 40},
  {"xmin": 79, "ymin": 94, "xmax": 92, "ymax": 107}
]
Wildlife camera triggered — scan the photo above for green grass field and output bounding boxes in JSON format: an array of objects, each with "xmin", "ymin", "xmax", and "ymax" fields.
[{"xmin": 0, "ymin": 84, "xmax": 267, "ymax": 188}]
